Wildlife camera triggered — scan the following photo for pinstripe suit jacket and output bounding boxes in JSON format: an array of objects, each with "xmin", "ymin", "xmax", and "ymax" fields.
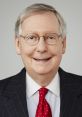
[{"xmin": 0, "ymin": 68, "xmax": 82, "ymax": 117}]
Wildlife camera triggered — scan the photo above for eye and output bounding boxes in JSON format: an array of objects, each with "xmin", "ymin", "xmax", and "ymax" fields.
[
  {"xmin": 28, "ymin": 35, "xmax": 36, "ymax": 40},
  {"xmin": 25, "ymin": 34, "xmax": 38, "ymax": 44},
  {"xmin": 47, "ymin": 36, "xmax": 56, "ymax": 40}
]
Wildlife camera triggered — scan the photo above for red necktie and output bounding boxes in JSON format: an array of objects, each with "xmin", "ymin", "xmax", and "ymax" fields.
[{"xmin": 36, "ymin": 87, "xmax": 52, "ymax": 117}]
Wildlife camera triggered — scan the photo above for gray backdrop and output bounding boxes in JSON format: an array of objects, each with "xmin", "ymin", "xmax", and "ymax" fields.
[{"xmin": 0, "ymin": 0, "xmax": 82, "ymax": 79}]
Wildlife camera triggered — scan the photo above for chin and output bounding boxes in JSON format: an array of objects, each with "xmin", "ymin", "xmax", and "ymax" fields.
[{"xmin": 33, "ymin": 67, "xmax": 54, "ymax": 75}]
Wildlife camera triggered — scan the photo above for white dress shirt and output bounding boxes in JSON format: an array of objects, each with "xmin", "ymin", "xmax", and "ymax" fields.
[{"xmin": 26, "ymin": 72, "xmax": 60, "ymax": 117}]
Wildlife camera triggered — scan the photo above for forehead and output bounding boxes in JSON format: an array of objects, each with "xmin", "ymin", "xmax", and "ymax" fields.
[{"xmin": 21, "ymin": 12, "xmax": 60, "ymax": 34}]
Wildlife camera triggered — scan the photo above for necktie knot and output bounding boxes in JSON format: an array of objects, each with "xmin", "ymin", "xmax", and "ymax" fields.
[{"xmin": 39, "ymin": 87, "xmax": 48, "ymax": 100}]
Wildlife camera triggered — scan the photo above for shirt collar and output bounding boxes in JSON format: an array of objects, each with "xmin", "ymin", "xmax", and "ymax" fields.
[
  {"xmin": 46, "ymin": 72, "xmax": 60, "ymax": 96},
  {"xmin": 26, "ymin": 73, "xmax": 40, "ymax": 98},
  {"xmin": 26, "ymin": 72, "xmax": 60, "ymax": 98}
]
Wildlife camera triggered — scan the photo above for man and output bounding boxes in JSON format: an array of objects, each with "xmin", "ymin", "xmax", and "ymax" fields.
[{"xmin": 0, "ymin": 3, "xmax": 82, "ymax": 117}]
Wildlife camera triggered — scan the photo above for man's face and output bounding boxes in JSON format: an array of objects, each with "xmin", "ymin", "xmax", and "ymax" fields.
[{"xmin": 15, "ymin": 12, "xmax": 66, "ymax": 76}]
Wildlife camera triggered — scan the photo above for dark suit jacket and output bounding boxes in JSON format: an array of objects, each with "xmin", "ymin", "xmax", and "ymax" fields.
[{"xmin": 0, "ymin": 68, "xmax": 82, "ymax": 117}]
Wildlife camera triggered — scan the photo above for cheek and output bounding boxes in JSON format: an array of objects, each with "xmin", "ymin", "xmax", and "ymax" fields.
[
  {"xmin": 49, "ymin": 45, "xmax": 63, "ymax": 56},
  {"xmin": 50, "ymin": 46, "xmax": 63, "ymax": 65},
  {"xmin": 20, "ymin": 46, "xmax": 34, "ymax": 67},
  {"xmin": 20, "ymin": 44, "xmax": 35, "ymax": 57},
  {"xmin": 52, "ymin": 47, "xmax": 63, "ymax": 65}
]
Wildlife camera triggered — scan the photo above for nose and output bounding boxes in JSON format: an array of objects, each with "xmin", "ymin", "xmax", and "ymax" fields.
[{"xmin": 36, "ymin": 37, "xmax": 47, "ymax": 53}]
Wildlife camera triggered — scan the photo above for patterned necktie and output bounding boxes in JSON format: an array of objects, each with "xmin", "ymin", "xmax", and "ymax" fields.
[{"xmin": 36, "ymin": 87, "xmax": 52, "ymax": 117}]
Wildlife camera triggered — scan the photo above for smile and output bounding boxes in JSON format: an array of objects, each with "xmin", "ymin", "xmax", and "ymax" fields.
[{"xmin": 33, "ymin": 57, "xmax": 52, "ymax": 62}]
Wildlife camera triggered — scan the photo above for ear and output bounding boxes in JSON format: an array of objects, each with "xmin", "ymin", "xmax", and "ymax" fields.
[
  {"xmin": 62, "ymin": 36, "xmax": 66, "ymax": 54},
  {"xmin": 15, "ymin": 37, "xmax": 21, "ymax": 55}
]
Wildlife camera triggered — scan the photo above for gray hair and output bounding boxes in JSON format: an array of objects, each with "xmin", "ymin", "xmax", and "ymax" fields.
[{"xmin": 15, "ymin": 3, "xmax": 66, "ymax": 38}]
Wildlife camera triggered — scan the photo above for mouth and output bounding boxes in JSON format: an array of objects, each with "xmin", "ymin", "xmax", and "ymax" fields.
[{"xmin": 33, "ymin": 57, "xmax": 52, "ymax": 62}]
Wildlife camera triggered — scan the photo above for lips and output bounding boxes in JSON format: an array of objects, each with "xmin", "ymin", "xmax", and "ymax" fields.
[{"xmin": 33, "ymin": 57, "xmax": 52, "ymax": 61}]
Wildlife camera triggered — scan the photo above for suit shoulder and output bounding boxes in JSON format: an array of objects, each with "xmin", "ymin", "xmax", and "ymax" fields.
[
  {"xmin": 64, "ymin": 70, "xmax": 82, "ymax": 79},
  {"xmin": 59, "ymin": 67, "xmax": 82, "ymax": 77},
  {"xmin": 0, "ymin": 68, "xmax": 26, "ymax": 94},
  {"xmin": 0, "ymin": 74, "xmax": 17, "ymax": 93},
  {"xmin": 59, "ymin": 67, "xmax": 82, "ymax": 85}
]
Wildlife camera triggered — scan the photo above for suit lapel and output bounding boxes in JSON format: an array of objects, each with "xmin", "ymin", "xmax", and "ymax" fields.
[
  {"xmin": 59, "ymin": 68, "xmax": 82, "ymax": 117},
  {"xmin": 3, "ymin": 68, "xmax": 29, "ymax": 117},
  {"xmin": 60, "ymin": 82, "xmax": 76, "ymax": 117},
  {"xmin": 3, "ymin": 95, "xmax": 28, "ymax": 117}
]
